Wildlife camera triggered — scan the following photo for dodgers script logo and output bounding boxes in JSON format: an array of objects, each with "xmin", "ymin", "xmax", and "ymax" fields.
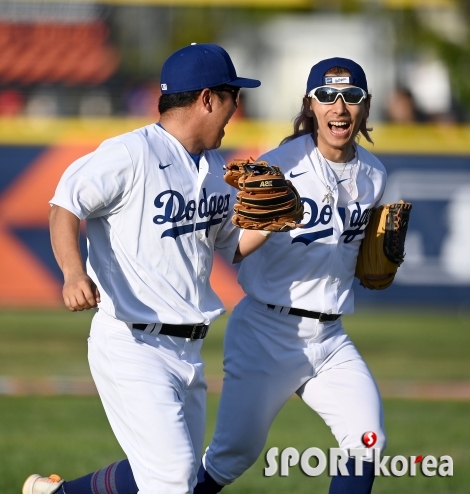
[
  {"xmin": 153, "ymin": 187, "xmax": 231, "ymax": 239},
  {"xmin": 293, "ymin": 199, "xmax": 372, "ymax": 245}
]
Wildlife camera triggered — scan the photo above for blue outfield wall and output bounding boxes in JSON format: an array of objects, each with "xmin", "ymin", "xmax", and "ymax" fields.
[
  {"xmin": 240, "ymin": 150, "xmax": 470, "ymax": 310},
  {"xmin": 352, "ymin": 153, "xmax": 470, "ymax": 309},
  {"xmin": 1, "ymin": 138, "xmax": 469, "ymax": 309}
]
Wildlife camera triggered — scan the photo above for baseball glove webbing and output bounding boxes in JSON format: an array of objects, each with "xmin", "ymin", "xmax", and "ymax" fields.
[
  {"xmin": 355, "ymin": 200, "xmax": 412, "ymax": 290},
  {"xmin": 224, "ymin": 158, "xmax": 304, "ymax": 232}
]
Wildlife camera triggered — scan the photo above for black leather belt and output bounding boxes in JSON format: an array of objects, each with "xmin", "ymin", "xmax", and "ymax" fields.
[
  {"xmin": 267, "ymin": 304, "xmax": 341, "ymax": 322},
  {"xmin": 132, "ymin": 323, "xmax": 209, "ymax": 340}
]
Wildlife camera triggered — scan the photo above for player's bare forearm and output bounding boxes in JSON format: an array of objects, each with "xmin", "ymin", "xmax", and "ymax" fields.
[
  {"xmin": 233, "ymin": 229, "xmax": 271, "ymax": 263},
  {"xmin": 49, "ymin": 206, "xmax": 83, "ymax": 275},
  {"xmin": 49, "ymin": 205, "xmax": 101, "ymax": 311}
]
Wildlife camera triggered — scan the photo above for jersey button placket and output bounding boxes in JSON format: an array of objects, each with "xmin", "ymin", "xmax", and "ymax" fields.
[{"xmin": 199, "ymin": 266, "xmax": 206, "ymax": 282}]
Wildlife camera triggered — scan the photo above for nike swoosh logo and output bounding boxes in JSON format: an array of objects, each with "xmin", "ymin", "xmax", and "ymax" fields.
[
  {"xmin": 337, "ymin": 179, "xmax": 348, "ymax": 184},
  {"xmin": 159, "ymin": 163, "xmax": 172, "ymax": 170},
  {"xmin": 289, "ymin": 171, "xmax": 308, "ymax": 178}
]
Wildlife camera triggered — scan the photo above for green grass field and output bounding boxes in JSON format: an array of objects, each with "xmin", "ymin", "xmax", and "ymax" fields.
[
  {"xmin": 1, "ymin": 308, "xmax": 469, "ymax": 380},
  {"xmin": 0, "ymin": 396, "xmax": 468, "ymax": 494},
  {"xmin": 0, "ymin": 308, "xmax": 469, "ymax": 493}
]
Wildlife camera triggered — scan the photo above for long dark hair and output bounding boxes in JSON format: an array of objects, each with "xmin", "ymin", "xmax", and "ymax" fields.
[{"xmin": 280, "ymin": 67, "xmax": 373, "ymax": 145}]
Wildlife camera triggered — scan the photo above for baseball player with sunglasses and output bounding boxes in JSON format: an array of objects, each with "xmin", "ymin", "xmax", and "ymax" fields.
[
  {"xmin": 22, "ymin": 44, "xmax": 269, "ymax": 494},
  {"xmin": 197, "ymin": 57, "xmax": 388, "ymax": 494},
  {"xmin": 23, "ymin": 57, "xmax": 386, "ymax": 494}
]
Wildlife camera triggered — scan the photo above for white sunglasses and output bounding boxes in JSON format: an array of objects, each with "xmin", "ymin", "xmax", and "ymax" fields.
[{"xmin": 308, "ymin": 86, "xmax": 368, "ymax": 105}]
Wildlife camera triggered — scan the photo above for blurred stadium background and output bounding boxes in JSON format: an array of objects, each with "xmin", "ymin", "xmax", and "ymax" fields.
[{"xmin": 0, "ymin": 0, "xmax": 469, "ymax": 493}]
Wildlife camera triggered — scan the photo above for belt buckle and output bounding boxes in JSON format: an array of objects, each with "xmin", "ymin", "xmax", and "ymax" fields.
[
  {"xmin": 200, "ymin": 325, "xmax": 209, "ymax": 339},
  {"xmin": 190, "ymin": 324, "xmax": 208, "ymax": 341},
  {"xmin": 318, "ymin": 313, "xmax": 328, "ymax": 323}
]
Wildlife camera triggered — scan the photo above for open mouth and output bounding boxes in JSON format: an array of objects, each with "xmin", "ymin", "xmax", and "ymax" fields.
[{"xmin": 328, "ymin": 121, "xmax": 351, "ymax": 137}]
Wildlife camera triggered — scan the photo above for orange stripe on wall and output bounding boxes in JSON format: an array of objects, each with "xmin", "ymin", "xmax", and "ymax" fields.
[
  {"xmin": 208, "ymin": 148, "xmax": 262, "ymax": 311},
  {"xmin": 0, "ymin": 227, "xmax": 62, "ymax": 307},
  {"xmin": 0, "ymin": 143, "xmax": 245, "ymax": 310},
  {"xmin": 224, "ymin": 147, "xmax": 267, "ymax": 164},
  {"xmin": 210, "ymin": 254, "xmax": 245, "ymax": 311},
  {"xmin": 0, "ymin": 144, "xmax": 97, "ymax": 226},
  {"xmin": 0, "ymin": 144, "xmax": 96, "ymax": 307}
]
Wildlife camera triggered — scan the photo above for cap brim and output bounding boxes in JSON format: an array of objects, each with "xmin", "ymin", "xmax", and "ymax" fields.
[{"xmin": 228, "ymin": 77, "xmax": 261, "ymax": 88}]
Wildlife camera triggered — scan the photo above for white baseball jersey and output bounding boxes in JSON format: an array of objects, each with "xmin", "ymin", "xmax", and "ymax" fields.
[
  {"xmin": 51, "ymin": 124, "xmax": 241, "ymax": 325},
  {"xmin": 203, "ymin": 136, "xmax": 387, "ymax": 486},
  {"xmin": 238, "ymin": 134, "xmax": 387, "ymax": 314}
]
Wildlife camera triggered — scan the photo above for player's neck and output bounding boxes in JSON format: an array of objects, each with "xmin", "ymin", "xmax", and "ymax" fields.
[
  {"xmin": 159, "ymin": 112, "xmax": 205, "ymax": 155},
  {"xmin": 315, "ymin": 138, "xmax": 355, "ymax": 163}
]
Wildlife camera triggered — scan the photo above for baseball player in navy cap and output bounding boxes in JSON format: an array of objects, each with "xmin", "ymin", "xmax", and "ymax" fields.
[
  {"xmin": 22, "ymin": 43, "xmax": 265, "ymax": 494},
  {"xmin": 24, "ymin": 56, "xmax": 387, "ymax": 494},
  {"xmin": 195, "ymin": 56, "xmax": 387, "ymax": 494}
]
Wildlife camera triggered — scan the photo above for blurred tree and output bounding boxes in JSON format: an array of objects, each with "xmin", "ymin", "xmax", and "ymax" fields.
[
  {"xmin": 392, "ymin": 1, "xmax": 470, "ymax": 120},
  {"xmin": 316, "ymin": 0, "xmax": 362, "ymax": 13},
  {"xmin": 125, "ymin": 0, "xmax": 470, "ymax": 124},
  {"xmin": 111, "ymin": 5, "xmax": 306, "ymax": 81}
]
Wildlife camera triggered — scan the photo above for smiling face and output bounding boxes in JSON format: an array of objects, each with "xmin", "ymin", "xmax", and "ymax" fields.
[{"xmin": 308, "ymin": 71, "xmax": 369, "ymax": 162}]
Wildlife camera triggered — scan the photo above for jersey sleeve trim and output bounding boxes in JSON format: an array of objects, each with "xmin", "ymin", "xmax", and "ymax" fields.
[{"xmin": 48, "ymin": 198, "xmax": 87, "ymax": 221}]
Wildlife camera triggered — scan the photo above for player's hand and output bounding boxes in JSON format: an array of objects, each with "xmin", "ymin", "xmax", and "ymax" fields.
[{"xmin": 62, "ymin": 271, "xmax": 101, "ymax": 312}]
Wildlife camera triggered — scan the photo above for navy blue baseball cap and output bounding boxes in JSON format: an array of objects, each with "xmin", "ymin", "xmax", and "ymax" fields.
[
  {"xmin": 306, "ymin": 57, "xmax": 368, "ymax": 94},
  {"xmin": 160, "ymin": 43, "xmax": 261, "ymax": 94}
]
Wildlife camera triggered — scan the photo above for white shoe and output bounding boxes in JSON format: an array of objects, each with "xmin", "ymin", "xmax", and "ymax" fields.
[{"xmin": 22, "ymin": 474, "xmax": 65, "ymax": 494}]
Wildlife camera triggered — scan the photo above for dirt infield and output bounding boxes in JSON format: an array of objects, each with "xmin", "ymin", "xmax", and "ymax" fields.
[{"xmin": 1, "ymin": 376, "xmax": 470, "ymax": 400}]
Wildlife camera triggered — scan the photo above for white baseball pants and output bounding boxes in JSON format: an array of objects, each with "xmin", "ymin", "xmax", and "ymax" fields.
[
  {"xmin": 204, "ymin": 296, "xmax": 386, "ymax": 485},
  {"xmin": 88, "ymin": 310, "xmax": 206, "ymax": 494}
]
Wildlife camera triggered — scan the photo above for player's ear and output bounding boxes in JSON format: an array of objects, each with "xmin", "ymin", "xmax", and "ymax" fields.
[
  {"xmin": 200, "ymin": 88, "xmax": 212, "ymax": 112},
  {"xmin": 304, "ymin": 96, "xmax": 314, "ymax": 117}
]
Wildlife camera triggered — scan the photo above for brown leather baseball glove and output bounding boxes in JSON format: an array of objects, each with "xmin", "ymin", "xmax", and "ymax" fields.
[
  {"xmin": 355, "ymin": 200, "xmax": 412, "ymax": 290},
  {"xmin": 224, "ymin": 158, "xmax": 304, "ymax": 232}
]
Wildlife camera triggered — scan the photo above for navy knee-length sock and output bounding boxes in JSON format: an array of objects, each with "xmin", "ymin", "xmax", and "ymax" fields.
[
  {"xmin": 56, "ymin": 458, "xmax": 372, "ymax": 494},
  {"xmin": 329, "ymin": 458, "xmax": 375, "ymax": 494},
  {"xmin": 193, "ymin": 464, "xmax": 224, "ymax": 494},
  {"xmin": 56, "ymin": 459, "xmax": 138, "ymax": 494},
  {"xmin": 56, "ymin": 460, "xmax": 225, "ymax": 494}
]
